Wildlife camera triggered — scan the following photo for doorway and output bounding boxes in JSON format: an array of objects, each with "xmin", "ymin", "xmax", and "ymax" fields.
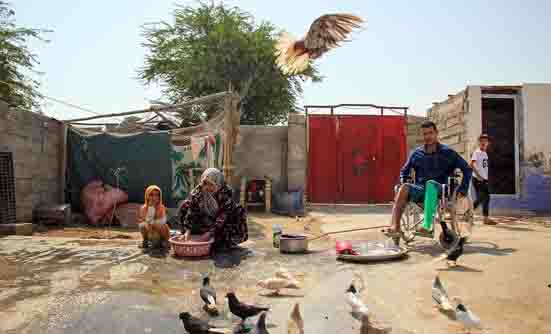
[{"xmin": 481, "ymin": 97, "xmax": 517, "ymax": 195}]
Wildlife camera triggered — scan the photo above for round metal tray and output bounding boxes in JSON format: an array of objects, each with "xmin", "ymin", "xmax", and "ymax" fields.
[{"xmin": 336, "ymin": 242, "xmax": 408, "ymax": 263}]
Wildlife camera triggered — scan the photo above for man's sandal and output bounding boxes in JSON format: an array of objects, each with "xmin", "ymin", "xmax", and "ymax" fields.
[
  {"xmin": 381, "ymin": 229, "xmax": 402, "ymax": 246},
  {"xmin": 381, "ymin": 228, "xmax": 401, "ymax": 238}
]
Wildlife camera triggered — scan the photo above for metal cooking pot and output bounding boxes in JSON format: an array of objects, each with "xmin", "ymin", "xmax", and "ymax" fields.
[{"xmin": 279, "ymin": 234, "xmax": 308, "ymax": 254}]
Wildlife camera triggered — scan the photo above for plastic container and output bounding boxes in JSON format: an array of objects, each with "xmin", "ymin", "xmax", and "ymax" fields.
[
  {"xmin": 271, "ymin": 189, "xmax": 304, "ymax": 217},
  {"xmin": 272, "ymin": 224, "xmax": 282, "ymax": 248},
  {"xmin": 170, "ymin": 235, "xmax": 214, "ymax": 257}
]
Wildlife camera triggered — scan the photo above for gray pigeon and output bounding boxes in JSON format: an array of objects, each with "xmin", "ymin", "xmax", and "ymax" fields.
[
  {"xmin": 200, "ymin": 276, "xmax": 218, "ymax": 315},
  {"xmin": 179, "ymin": 312, "xmax": 229, "ymax": 334},
  {"xmin": 252, "ymin": 312, "xmax": 270, "ymax": 334},
  {"xmin": 432, "ymin": 276, "xmax": 454, "ymax": 311},
  {"xmin": 454, "ymin": 301, "xmax": 481, "ymax": 330}
]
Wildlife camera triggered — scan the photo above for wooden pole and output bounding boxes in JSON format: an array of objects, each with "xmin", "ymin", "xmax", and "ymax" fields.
[
  {"xmin": 222, "ymin": 92, "xmax": 233, "ymax": 181},
  {"xmin": 153, "ymin": 111, "xmax": 179, "ymax": 128},
  {"xmin": 59, "ymin": 123, "xmax": 68, "ymax": 203},
  {"xmin": 65, "ymin": 91, "xmax": 228, "ymax": 123}
]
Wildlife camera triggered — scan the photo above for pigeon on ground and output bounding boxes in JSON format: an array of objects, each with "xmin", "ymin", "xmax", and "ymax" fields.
[
  {"xmin": 252, "ymin": 312, "xmax": 270, "ymax": 334},
  {"xmin": 453, "ymin": 298, "xmax": 481, "ymax": 330},
  {"xmin": 345, "ymin": 283, "xmax": 369, "ymax": 317},
  {"xmin": 433, "ymin": 236, "xmax": 468, "ymax": 266},
  {"xmin": 257, "ymin": 277, "xmax": 300, "ymax": 295},
  {"xmin": 179, "ymin": 312, "xmax": 229, "ymax": 334},
  {"xmin": 432, "ymin": 275, "xmax": 454, "ymax": 311},
  {"xmin": 200, "ymin": 276, "xmax": 218, "ymax": 315},
  {"xmin": 226, "ymin": 292, "xmax": 270, "ymax": 324},
  {"xmin": 287, "ymin": 303, "xmax": 304, "ymax": 334},
  {"xmin": 446, "ymin": 237, "xmax": 467, "ymax": 264},
  {"xmin": 275, "ymin": 267, "xmax": 297, "ymax": 281}
]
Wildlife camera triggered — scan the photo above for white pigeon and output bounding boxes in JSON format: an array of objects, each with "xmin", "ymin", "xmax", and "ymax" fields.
[
  {"xmin": 432, "ymin": 275, "xmax": 454, "ymax": 311},
  {"xmin": 345, "ymin": 283, "xmax": 369, "ymax": 317},
  {"xmin": 453, "ymin": 298, "xmax": 481, "ymax": 330},
  {"xmin": 257, "ymin": 277, "xmax": 300, "ymax": 295},
  {"xmin": 275, "ymin": 267, "xmax": 297, "ymax": 281}
]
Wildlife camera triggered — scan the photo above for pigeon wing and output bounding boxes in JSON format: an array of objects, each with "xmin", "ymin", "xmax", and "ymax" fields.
[{"xmin": 304, "ymin": 14, "xmax": 364, "ymax": 52}]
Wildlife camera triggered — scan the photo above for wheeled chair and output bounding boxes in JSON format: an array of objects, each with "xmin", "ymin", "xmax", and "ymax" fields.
[{"xmin": 394, "ymin": 174, "xmax": 474, "ymax": 249}]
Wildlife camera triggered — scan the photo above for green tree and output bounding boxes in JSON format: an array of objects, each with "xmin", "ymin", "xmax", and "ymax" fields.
[
  {"xmin": 0, "ymin": 1, "xmax": 49, "ymax": 110},
  {"xmin": 139, "ymin": 1, "xmax": 321, "ymax": 126}
]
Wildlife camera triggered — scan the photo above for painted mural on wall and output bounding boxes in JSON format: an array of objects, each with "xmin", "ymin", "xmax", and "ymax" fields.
[
  {"xmin": 171, "ymin": 133, "xmax": 224, "ymax": 205},
  {"xmin": 526, "ymin": 150, "xmax": 551, "ymax": 176},
  {"xmin": 490, "ymin": 147, "xmax": 551, "ymax": 214}
]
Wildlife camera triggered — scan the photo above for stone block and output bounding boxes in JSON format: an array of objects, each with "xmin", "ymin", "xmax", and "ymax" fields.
[
  {"xmin": 288, "ymin": 166, "xmax": 306, "ymax": 190},
  {"xmin": 288, "ymin": 113, "xmax": 306, "ymax": 126},
  {"xmin": 16, "ymin": 206, "xmax": 33, "ymax": 222},
  {"xmin": 15, "ymin": 223, "xmax": 33, "ymax": 235},
  {"xmin": 13, "ymin": 161, "xmax": 32, "ymax": 179},
  {"xmin": 15, "ymin": 179, "xmax": 34, "ymax": 205}
]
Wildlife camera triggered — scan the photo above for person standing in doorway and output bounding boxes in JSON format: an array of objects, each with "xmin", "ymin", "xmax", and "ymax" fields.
[{"xmin": 470, "ymin": 134, "xmax": 496, "ymax": 225}]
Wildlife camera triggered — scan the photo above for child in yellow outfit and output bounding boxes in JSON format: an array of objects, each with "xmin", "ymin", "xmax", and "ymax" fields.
[{"xmin": 138, "ymin": 185, "xmax": 170, "ymax": 250}]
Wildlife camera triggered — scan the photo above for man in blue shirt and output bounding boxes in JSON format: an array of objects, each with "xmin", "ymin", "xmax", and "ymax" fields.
[{"xmin": 385, "ymin": 121, "xmax": 472, "ymax": 239}]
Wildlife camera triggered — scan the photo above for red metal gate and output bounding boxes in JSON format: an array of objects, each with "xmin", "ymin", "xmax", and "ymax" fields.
[
  {"xmin": 307, "ymin": 116, "xmax": 338, "ymax": 203},
  {"xmin": 308, "ymin": 115, "xmax": 407, "ymax": 204}
]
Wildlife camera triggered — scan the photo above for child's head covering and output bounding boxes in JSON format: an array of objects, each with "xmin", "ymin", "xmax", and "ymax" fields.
[{"xmin": 140, "ymin": 185, "xmax": 166, "ymax": 220}]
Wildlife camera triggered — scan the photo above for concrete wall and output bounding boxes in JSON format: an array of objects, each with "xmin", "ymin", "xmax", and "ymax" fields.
[
  {"xmin": 287, "ymin": 114, "xmax": 307, "ymax": 191},
  {"xmin": 233, "ymin": 125, "xmax": 289, "ymax": 193},
  {"xmin": 522, "ymin": 84, "xmax": 551, "ymax": 171},
  {"xmin": 0, "ymin": 102, "xmax": 63, "ymax": 222}
]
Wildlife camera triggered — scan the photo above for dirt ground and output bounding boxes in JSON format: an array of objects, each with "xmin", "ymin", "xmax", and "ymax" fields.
[
  {"xmin": 1, "ymin": 208, "xmax": 550, "ymax": 334},
  {"xmin": 33, "ymin": 226, "xmax": 141, "ymax": 240}
]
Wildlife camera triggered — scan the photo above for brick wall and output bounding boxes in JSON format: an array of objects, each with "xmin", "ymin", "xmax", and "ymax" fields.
[
  {"xmin": 0, "ymin": 102, "xmax": 62, "ymax": 222},
  {"xmin": 427, "ymin": 91, "xmax": 468, "ymax": 158},
  {"xmin": 406, "ymin": 115, "xmax": 427, "ymax": 153},
  {"xmin": 287, "ymin": 113, "xmax": 307, "ymax": 191},
  {"xmin": 233, "ymin": 125, "xmax": 289, "ymax": 193}
]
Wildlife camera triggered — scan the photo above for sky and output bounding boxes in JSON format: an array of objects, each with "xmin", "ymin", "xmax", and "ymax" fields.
[{"xmin": 15, "ymin": 0, "xmax": 551, "ymax": 121}]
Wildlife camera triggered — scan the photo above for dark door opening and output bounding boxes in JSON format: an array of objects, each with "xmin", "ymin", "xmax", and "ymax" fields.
[{"xmin": 482, "ymin": 97, "xmax": 516, "ymax": 195}]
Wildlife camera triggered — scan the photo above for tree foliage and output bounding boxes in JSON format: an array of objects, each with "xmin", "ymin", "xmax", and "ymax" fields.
[
  {"xmin": 0, "ymin": 1, "xmax": 48, "ymax": 110},
  {"xmin": 139, "ymin": 1, "xmax": 321, "ymax": 126}
]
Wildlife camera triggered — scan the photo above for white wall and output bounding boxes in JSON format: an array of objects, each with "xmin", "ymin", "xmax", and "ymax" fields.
[{"xmin": 522, "ymin": 83, "xmax": 551, "ymax": 173}]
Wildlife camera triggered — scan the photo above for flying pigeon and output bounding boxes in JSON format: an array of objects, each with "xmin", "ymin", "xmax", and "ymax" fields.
[{"xmin": 275, "ymin": 14, "xmax": 364, "ymax": 75}]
